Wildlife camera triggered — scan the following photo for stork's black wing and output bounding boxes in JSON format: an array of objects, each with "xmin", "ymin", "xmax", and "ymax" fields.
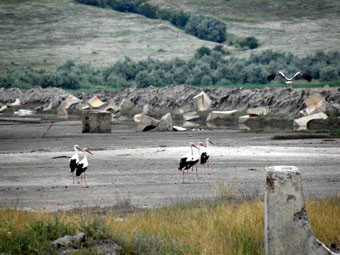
[
  {"xmin": 301, "ymin": 73, "xmax": 312, "ymax": 82},
  {"xmin": 267, "ymin": 73, "xmax": 277, "ymax": 81},
  {"xmin": 178, "ymin": 157, "xmax": 188, "ymax": 171},
  {"xmin": 200, "ymin": 152, "xmax": 210, "ymax": 165},
  {"xmin": 69, "ymin": 159, "xmax": 77, "ymax": 172},
  {"xmin": 76, "ymin": 163, "xmax": 86, "ymax": 176}
]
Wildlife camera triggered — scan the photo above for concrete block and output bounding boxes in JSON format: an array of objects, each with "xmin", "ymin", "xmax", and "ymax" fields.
[
  {"xmin": 58, "ymin": 94, "xmax": 80, "ymax": 110},
  {"xmin": 193, "ymin": 91, "xmax": 212, "ymax": 112},
  {"xmin": 183, "ymin": 111, "xmax": 200, "ymax": 121},
  {"xmin": 303, "ymin": 93, "xmax": 326, "ymax": 116},
  {"xmin": 57, "ymin": 108, "xmax": 68, "ymax": 116},
  {"xmin": 155, "ymin": 113, "xmax": 173, "ymax": 131},
  {"xmin": 247, "ymin": 107, "xmax": 270, "ymax": 116},
  {"xmin": 42, "ymin": 102, "xmax": 52, "ymax": 112},
  {"xmin": 135, "ymin": 114, "xmax": 160, "ymax": 132},
  {"xmin": 206, "ymin": 110, "xmax": 238, "ymax": 122},
  {"xmin": 0, "ymin": 105, "xmax": 8, "ymax": 113},
  {"xmin": 293, "ymin": 112, "xmax": 328, "ymax": 130},
  {"xmin": 265, "ymin": 166, "xmax": 336, "ymax": 255},
  {"xmin": 238, "ymin": 115, "xmax": 250, "ymax": 123},
  {"xmin": 8, "ymin": 98, "xmax": 21, "ymax": 107},
  {"xmin": 88, "ymin": 96, "xmax": 105, "ymax": 109},
  {"xmin": 118, "ymin": 99, "xmax": 134, "ymax": 113},
  {"xmin": 82, "ymin": 110, "xmax": 112, "ymax": 133}
]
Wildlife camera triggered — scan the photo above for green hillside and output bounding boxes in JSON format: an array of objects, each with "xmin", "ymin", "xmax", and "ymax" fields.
[{"xmin": 1, "ymin": 0, "xmax": 339, "ymax": 72}]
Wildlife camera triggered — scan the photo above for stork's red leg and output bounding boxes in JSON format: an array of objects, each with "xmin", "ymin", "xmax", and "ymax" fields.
[
  {"xmin": 207, "ymin": 161, "xmax": 211, "ymax": 175},
  {"xmin": 83, "ymin": 173, "xmax": 88, "ymax": 188},
  {"xmin": 196, "ymin": 165, "xmax": 199, "ymax": 179}
]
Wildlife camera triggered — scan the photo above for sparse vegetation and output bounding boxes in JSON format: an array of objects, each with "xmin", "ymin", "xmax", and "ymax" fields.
[
  {"xmin": 1, "ymin": 50, "xmax": 340, "ymax": 90},
  {"xmin": 1, "ymin": 187, "xmax": 339, "ymax": 255}
]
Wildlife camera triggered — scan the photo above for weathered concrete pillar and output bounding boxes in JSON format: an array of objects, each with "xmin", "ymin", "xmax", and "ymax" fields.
[
  {"xmin": 82, "ymin": 110, "xmax": 112, "ymax": 133},
  {"xmin": 265, "ymin": 166, "xmax": 336, "ymax": 255}
]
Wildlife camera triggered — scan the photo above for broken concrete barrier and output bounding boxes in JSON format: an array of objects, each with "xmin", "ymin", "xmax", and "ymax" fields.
[
  {"xmin": 183, "ymin": 111, "xmax": 200, "ymax": 121},
  {"xmin": 118, "ymin": 99, "xmax": 134, "ymax": 114},
  {"xmin": 155, "ymin": 113, "xmax": 173, "ymax": 131},
  {"xmin": 8, "ymin": 98, "xmax": 21, "ymax": 107},
  {"xmin": 42, "ymin": 102, "xmax": 52, "ymax": 112},
  {"xmin": 193, "ymin": 91, "xmax": 212, "ymax": 112},
  {"xmin": 265, "ymin": 166, "xmax": 336, "ymax": 255},
  {"xmin": 238, "ymin": 115, "xmax": 250, "ymax": 123},
  {"xmin": 58, "ymin": 94, "xmax": 80, "ymax": 110},
  {"xmin": 135, "ymin": 114, "xmax": 160, "ymax": 132},
  {"xmin": 293, "ymin": 112, "xmax": 328, "ymax": 130},
  {"xmin": 88, "ymin": 96, "xmax": 105, "ymax": 109},
  {"xmin": 206, "ymin": 110, "xmax": 238, "ymax": 122},
  {"xmin": 0, "ymin": 105, "xmax": 8, "ymax": 113},
  {"xmin": 300, "ymin": 93, "xmax": 326, "ymax": 116},
  {"xmin": 247, "ymin": 107, "xmax": 269, "ymax": 116},
  {"xmin": 82, "ymin": 110, "xmax": 112, "ymax": 133}
]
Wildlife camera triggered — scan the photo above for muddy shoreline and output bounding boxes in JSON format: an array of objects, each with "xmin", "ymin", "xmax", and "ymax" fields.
[{"xmin": 0, "ymin": 119, "xmax": 339, "ymax": 211}]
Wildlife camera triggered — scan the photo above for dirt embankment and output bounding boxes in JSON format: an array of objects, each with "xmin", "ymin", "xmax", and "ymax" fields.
[{"xmin": 1, "ymin": 85, "xmax": 340, "ymax": 116}]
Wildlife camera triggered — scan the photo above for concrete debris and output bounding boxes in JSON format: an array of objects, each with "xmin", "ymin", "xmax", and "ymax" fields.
[
  {"xmin": 206, "ymin": 110, "xmax": 238, "ymax": 122},
  {"xmin": 183, "ymin": 120, "xmax": 200, "ymax": 128},
  {"xmin": 58, "ymin": 94, "xmax": 81, "ymax": 110},
  {"xmin": 82, "ymin": 110, "xmax": 112, "ymax": 133},
  {"xmin": 183, "ymin": 111, "xmax": 200, "ymax": 121},
  {"xmin": 57, "ymin": 108, "xmax": 68, "ymax": 116},
  {"xmin": 51, "ymin": 232, "xmax": 85, "ymax": 249},
  {"xmin": 14, "ymin": 109, "xmax": 34, "ymax": 116},
  {"xmin": 118, "ymin": 98, "xmax": 134, "ymax": 113},
  {"xmin": 88, "ymin": 96, "xmax": 105, "ymax": 109},
  {"xmin": 155, "ymin": 113, "xmax": 173, "ymax": 131},
  {"xmin": 102, "ymin": 102, "xmax": 119, "ymax": 113},
  {"xmin": 135, "ymin": 114, "xmax": 160, "ymax": 132},
  {"xmin": 246, "ymin": 107, "xmax": 269, "ymax": 116},
  {"xmin": 265, "ymin": 166, "xmax": 337, "ymax": 255},
  {"xmin": 300, "ymin": 93, "xmax": 326, "ymax": 116},
  {"xmin": 193, "ymin": 91, "xmax": 212, "ymax": 112},
  {"xmin": 293, "ymin": 112, "xmax": 328, "ymax": 130},
  {"xmin": 43, "ymin": 102, "xmax": 52, "ymax": 112},
  {"xmin": 8, "ymin": 98, "xmax": 21, "ymax": 107},
  {"xmin": 238, "ymin": 115, "xmax": 250, "ymax": 123},
  {"xmin": 173, "ymin": 126, "xmax": 187, "ymax": 131},
  {"xmin": 0, "ymin": 105, "xmax": 7, "ymax": 113}
]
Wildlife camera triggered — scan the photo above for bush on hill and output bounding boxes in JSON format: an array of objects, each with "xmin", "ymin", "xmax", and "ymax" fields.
[{"xmin": 1, "ymin": 50, "xmax": 340, "ymax": 90}]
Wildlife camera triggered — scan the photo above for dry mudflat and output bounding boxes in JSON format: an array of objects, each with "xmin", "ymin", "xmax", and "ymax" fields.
[{"xmin": 0, "ymin": 119, "xmax": 339, "ymax": 211}]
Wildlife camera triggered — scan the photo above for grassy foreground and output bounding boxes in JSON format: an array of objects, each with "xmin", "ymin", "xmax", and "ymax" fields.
[{"xmin": 1, "ymin": 195, "xmax": 340, "ymax": 255}]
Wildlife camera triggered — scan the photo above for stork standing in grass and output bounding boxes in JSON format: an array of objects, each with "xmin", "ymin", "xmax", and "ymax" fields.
[
  {"xmin": 199, "ymin": 138, "xmax": 214, "ymax": 175},
  {"xmin": 76, "ymin": 148, "xmax": 93, "ymax": 188},
  {"xmin": 69, "ymin": 145, "xmax": 83, "ymax": 184},
  {"xmin": 267, "ymin": 71, "xmax": 312, "ymax": 88},
  {"xmin": 178, "ymin": 142, "xmax": 199, "ymax": 183}
]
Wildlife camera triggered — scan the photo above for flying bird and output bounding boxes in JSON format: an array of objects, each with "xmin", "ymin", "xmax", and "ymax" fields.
[
  {"xmin": 76, "ymin": 148, "xmax": 93, "ymax": 188},
  {"xmin": 178, "ymin": 142, "xmax": 199, "ymax": 184},
  {"xmin": 267, "ymin": 71, "xmax": 312, "ymax": 84},
  {"xmin": 69, "ymin": 145, "xmax": 83, "ymax": 184}
]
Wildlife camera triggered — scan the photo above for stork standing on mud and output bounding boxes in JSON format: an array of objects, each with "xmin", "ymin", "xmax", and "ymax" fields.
[
  {"xmin": 199, "ymin": 138, "xmax": 214, "ymax": 175},
  {"xmin": 69, "ymin": 145, "xmax": 83, "ymax": 184},
  {"xmin": 178, "ymin": 142, "xmax": 199, "ymax": 184},
  {"xmin": 76, "ymin": 148, "xmax": 93, "ymax": 188}
]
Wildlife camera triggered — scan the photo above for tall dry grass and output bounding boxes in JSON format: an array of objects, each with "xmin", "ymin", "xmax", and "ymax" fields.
[{"xmin": 0, "ymin": 192, "xmax": 339, "ymax": 254}]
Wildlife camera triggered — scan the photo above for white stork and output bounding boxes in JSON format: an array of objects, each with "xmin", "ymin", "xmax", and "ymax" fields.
[
  {"xmin": 199, "ymin": 138, "xmax": 214, "ymax": 175},
  {"xmin": 178, "ymin": 142, "xmax": 199, "ymax": 183},
  {"xmin": 69, "ymin": 145, "xmax": 83, "ymax": 184},
  {"xmin": 267, "ymin": 71, "xmax": 312, "ymax": 86},
  {"xmin": 76, "ymin": 148, "xmax": 93, "ymax": 188}
]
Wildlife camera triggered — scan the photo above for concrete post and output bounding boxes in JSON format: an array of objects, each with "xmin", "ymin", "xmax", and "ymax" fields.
[
  {"xmin": 82, "ymin": 110, "xmax": 112, "ymax": 133},
  {"xmin": 265, "ymin": 166, "xmax": 336, "ymax": 255}
]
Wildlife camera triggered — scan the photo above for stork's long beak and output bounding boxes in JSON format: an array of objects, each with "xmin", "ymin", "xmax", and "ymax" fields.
[
  {"xmin": 85, "ymin": 149, "xmax": 93, "ymax": 155},
  {"xmin": 209, "ymin": 140, "xmax": 214, "ymax": 145},
  {"xmin": 192, "ymin": 144, "xmax": 199, "ymax": 149},
  {"xmin": 77, "ymin": 146, "xmax": 83, "ymax": 152},
  {"xmin": 200, "ymin": 143, "xmax": 207, "ymax": 147}
]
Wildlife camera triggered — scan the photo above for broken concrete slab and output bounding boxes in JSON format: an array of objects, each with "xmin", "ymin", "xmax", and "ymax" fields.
[
  {"xmin": 247, "ymin": 107, "xmax": 269, "ymax": 116},
  {"xmin": 265, "ymin": 166, "xmax": 337, "ymax": 255},
  {"xmin": 173, "ymin": 126, "xmax": 187, "ymax": 131},
  {"xmin": 8, "ymin": 98, "xmax": 21, "ymax": 107},
  {"xmin": 238, "ymin": 115, "xmax": 250, "ymax": 123},
  {"xmin": 135, "ymin": 114, "xmax": 160, "ymax": 132},
  {"xmin": 193, "ymin": 91, "xmax": 212, "ymax": 112},
  {"xmin": 88, "ymin": 96, "xmax": 106, "ymax": 109},
  {"xmin": 293, "ymin": 112, "xmax": 328, "ymax": 130},
  {"xmin": 118, "ymin": 99, "xmax": 134, "ymax": 114},
  {"xmin": 57, "ymin": 108, "xmax": 68, "ymax": 116},
  {"xmin": 183, "ymin": 120, "xmax": 200, "ymax": 128},
  {"xmin": 0, "ymin": 105, "xmax": 8, "ymax": 113},
  {"xmin": 42, "ymin": 102, "xmax": 52, "ymax": 112},
  {"xmin": 206, "ymin": 110, "xmax": 238, "ymax": 122},
  {"xmin": 300, "ymin": 93, "xmax": 326, "ymax": 116},
  {"xmin": 102, "ymin": 102, "xmax": 118, "ymax": 113},
  {"xmin": 183, "ymin": 111, "xmax": 200, "ymax": 121},
  {"xmin": 82, "ymin": 110, "xmax": 112, "ymax": 133},
  {"xmin": 155, "ymin": 113, "xmax": 173, "ymax": 131},
  {"xmin": 58, "ymin": 94, "xmax": 81, "ymax": 110}
]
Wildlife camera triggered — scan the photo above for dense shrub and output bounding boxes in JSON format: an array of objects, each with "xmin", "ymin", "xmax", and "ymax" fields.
[
  {"xmin": 1, "ymin": 50, "xmax": 340, "ymax": 89},
  {"xmin": 239, "ymin": 36, "xmax": 260, "ymax": 49},
  {"xmin": 185, "ymin": 15, "xmax": 227, "ymax": 43}
]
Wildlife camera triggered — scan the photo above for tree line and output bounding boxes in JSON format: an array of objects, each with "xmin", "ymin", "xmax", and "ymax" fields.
[{"xmin": 0, "ymin": 49, "xmax": 339, "ymax": 90}]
